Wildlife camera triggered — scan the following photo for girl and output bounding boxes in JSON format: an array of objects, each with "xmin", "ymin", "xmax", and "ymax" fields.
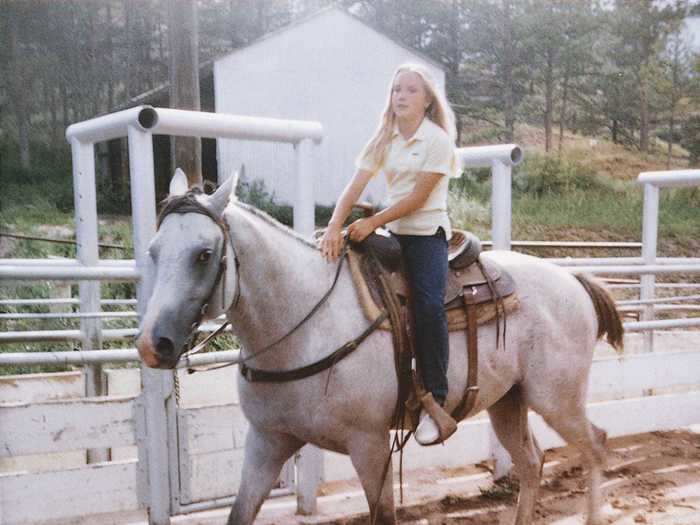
[{"xmin": 319, "ymin": 63, "xmax": 458, "ymax": 445}]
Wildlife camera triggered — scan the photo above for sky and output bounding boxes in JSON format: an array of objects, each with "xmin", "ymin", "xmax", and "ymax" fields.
[{"xmin": 683, "ymin": 15, "xmax": 700, "ymax": 51}]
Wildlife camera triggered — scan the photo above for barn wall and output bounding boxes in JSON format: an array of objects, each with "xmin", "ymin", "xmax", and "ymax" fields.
[{"xmin": 214, "ymin": 9, "xmax": 446, "ymax": 209}]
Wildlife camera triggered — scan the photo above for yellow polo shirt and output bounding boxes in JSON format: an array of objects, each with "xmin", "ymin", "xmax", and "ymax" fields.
[{"xmin": 355, "ymin": 117, "xmax": 456, "ymax": 239}]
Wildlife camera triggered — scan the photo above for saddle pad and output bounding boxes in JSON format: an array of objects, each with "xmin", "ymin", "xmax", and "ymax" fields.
[{"xmin": 347, "ymin": 251, "xmax": 520, "ymax": 332}]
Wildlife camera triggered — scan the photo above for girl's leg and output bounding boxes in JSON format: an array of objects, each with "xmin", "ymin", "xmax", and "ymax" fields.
[{"xmin": 397, "ymin": 229, "xmax": 449, "ymax": 404}]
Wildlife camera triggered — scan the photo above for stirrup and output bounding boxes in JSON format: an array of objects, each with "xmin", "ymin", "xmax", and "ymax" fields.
[{"xmin": 416, "ymin": 392, "xmax": 457, "ymax": 446}]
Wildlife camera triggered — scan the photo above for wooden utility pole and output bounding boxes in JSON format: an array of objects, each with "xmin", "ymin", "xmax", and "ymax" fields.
[{"xmin": 167, "ymin": 0, "xmax": 202, "ymax": 187}]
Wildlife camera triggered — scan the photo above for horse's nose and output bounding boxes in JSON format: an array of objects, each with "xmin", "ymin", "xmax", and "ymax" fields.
[{"xmin": 155, "ymin": 337, "xmax": 175, "ymax": 357}]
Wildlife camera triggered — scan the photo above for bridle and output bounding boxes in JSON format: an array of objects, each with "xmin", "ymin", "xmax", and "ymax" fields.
[
  {"xmin": 155, "ymin": 191, "xmax": 382, "ymax": 379},
  {"xmin": 157, "ymin": 189, "xmax": 239, "ymax": 332}
]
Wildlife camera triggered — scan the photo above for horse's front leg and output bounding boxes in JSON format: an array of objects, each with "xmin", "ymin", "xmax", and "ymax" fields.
[
  {"xmin": 227, "ymin": 427, "xmax": 303, "ymax": 525},
  {"xmin": 348, "ymin": 431, "xmax": 396, "ymax": 524}
]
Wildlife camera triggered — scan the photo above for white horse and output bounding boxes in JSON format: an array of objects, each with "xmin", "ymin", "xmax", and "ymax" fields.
[{"xmin": 137, "ymin": 170, "xmax": 623, "ymax": 525}]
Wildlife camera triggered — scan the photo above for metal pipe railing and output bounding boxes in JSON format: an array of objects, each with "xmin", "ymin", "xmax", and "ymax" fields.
[
  {"xmin": 148, "ymin": 107, "xmax": 324, "ymax": 144},
  {"xmin": 0, "ymin": 265, "xmax": 138, "ymax": 281},
  {"xmin": 0, "ymin": 348, "xmax": 240, "ymax": 367},
  {"xmin": 456, "ymin": 144, "xmax": 524, "ymax": 251},
  {"xmin": 618, "ymin": 305, "xmax": 700, "ymax": 313},
  {"xmin": 493, "ymin": 240, "xmax": 642, "ymax": 249},
  {"xmin": 636, "ymin": 169, "xmax": 700, "ymax": 353},
  {"xmin": 637, "ymin": 169, "xmax": 700, "ymax": 187},
  {"xmin": 548, "ymin": 257, "xmax": 699, "ymax": 266},
  {"xmin": 457, "ymin": 144, "xmax": 523, "ymax": 167},
  {"xmin": 0, "ymin": 311, "xmax": 138, "ymax": 320},
  {"xmin": 0, "ymin": 258, "xmax": 134, "ymax": 266},
  {"xmin": 617, "ymin": 294, "xmax": 700, "ymax": 306},
  {"xmin": 0, "ymin": 298, "xmax": 137, "ymax": 307},
  {"xmin": 606, "ymin": 283, "xmax": 700, "ymax": 289},
  {"xmin": 0, "ymin": 328, "xmax": 138, "ymax": 343},
  {"xmin": 624, "ymin": 318, "xmax": 700, "ymax": 331},
  {"xmin": 65, "ymin": 106, "xmax": 150, "ymax": 144},
  {"xmin": 563, "ymin": 264, "xmax": 700, "ymax": 275}
]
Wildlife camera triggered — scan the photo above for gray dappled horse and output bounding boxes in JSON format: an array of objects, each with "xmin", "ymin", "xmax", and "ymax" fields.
[{"xmin": 136, "ymin": 169, "xmax": 623, "ymax": 525}]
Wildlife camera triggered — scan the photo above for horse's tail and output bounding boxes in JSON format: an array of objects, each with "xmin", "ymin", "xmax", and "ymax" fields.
[{"xmin": 574, "ymin": 274, "xmax": 624, "ymax": 353}]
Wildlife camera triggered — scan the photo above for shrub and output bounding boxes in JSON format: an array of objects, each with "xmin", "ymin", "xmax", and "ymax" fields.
[{"xmin": 513, "ymin": 154, "xmax": 612, "ymax": 196}]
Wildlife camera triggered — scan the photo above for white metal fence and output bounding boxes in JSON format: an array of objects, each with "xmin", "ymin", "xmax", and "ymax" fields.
[
  {"xmin": 1, "ymin": 105, "xmax": 699, "ymax": 524},
  {"xmin": 1, "ymin": 106, "xmax": 323, "ymax": 524}
]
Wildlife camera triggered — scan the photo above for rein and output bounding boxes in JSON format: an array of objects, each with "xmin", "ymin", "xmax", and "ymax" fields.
[{"xmin": 158, "ymin": 193, "xmax": 381, "ymax": 380}]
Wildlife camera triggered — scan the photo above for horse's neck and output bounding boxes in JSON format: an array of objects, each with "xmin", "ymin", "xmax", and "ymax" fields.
[{"xmin": 226, "ymin": 205, "xmax": 340, "ymax": 368}]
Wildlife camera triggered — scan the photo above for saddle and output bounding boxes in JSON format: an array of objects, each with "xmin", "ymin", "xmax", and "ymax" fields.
[{"xmin": 347, "ymin": 228, "xmax": 520, "ymax": 442}]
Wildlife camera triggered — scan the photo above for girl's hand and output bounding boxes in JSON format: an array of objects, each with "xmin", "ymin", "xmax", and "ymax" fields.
[
  {"xmin": 347, "ymin": 217, "xmax": 377, "ymax": 243},
  {"xmin": 319, "ymin": 224, "xmax": 344, "ymax": 262}
]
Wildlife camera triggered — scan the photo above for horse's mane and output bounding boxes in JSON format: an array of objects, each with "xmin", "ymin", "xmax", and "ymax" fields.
[
  {"xmin": 157, "ymin": 190, "xmax": 320, "ymax": 250},
  {"xmin": 232, "ymin": 201, "xmax": 319, "ymax": 250}
]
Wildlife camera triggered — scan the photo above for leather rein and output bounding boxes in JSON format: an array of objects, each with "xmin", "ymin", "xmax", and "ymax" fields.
[{"xmin": 157, "ymin": 191, "xmax": 385, "ymax": 381}]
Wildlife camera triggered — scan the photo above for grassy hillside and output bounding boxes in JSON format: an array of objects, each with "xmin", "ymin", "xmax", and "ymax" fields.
[{"xmin": 450, "ymin": 125, "xmax": 699, "ymax": 259}]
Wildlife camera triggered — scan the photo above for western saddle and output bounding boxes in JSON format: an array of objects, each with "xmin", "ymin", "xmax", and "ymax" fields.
[{"xmin": 347, "ymin": 227, "xmax": 519, "ymax": 444}]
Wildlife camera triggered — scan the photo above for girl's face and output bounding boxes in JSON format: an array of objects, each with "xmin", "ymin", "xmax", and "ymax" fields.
[{"xmin": 391, "ymin": 71, "xmax": 430, "ymax": 121}]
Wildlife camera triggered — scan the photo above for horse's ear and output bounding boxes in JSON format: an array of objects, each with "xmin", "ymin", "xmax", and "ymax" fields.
[
  {"xmin": 169, "ymin": 168, "xmax": 189, "ymax": 197},
  {"xmin": 208, "ymin": 169, "xmax": 238, "ymax": 217},
  {"xmin": 230, "ymin": 164, "xmax": 244, "ymax": 200}
]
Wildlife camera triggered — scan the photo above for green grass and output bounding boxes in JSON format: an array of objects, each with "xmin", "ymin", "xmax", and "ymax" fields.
[{"xmin": 448, "ymin": 153, "xmax": 700, "ymax": 250}]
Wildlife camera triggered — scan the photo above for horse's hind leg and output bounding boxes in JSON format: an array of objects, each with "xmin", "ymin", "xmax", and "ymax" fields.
[
  {"xmin": 227, "ymin": 427, "xmax": 303, "ymax": 525},
  {"xmin": 487, "ymin": 386, "xmax": 544, "ymax": 525},
  {"xmin": 347, "ymin": 431, "xmax": 396, "ymax": 524},
  {"xmin": 538, "ymin": 405, "xmax": 607, "ymax": 525}
]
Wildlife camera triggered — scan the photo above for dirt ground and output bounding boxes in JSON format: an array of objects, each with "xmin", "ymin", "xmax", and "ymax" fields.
[{"xmin": 243, "ymin": 429, "xmax": 700, "ymax": 525}]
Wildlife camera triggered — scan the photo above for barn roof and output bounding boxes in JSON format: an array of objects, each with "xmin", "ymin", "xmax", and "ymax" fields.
[{"xmin": 115, "ymin": 5, "xmax": 446, "ymax": 111}]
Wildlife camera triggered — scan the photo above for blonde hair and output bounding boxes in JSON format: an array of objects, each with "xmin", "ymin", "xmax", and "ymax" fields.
[{"xmin": 360, "ymin": 63, "xmax": 457, "ymax": 171}]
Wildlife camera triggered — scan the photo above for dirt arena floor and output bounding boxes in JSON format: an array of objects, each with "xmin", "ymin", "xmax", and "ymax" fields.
[{"xmin": 236, "ymin": 429, "xmax": 700, "ymax": 525}]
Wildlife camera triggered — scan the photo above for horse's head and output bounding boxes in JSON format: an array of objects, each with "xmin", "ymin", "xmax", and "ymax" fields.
[{"xmin": 136, "ymin": 168, "xmax": 239, "ymax": 369}]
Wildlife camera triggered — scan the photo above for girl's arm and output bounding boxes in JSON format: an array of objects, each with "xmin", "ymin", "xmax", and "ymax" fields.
[
  {"xmin": 347, "ymin": 172, "xmax": 442, "ymax": 242},
  {"xmin": 320, "ymin": 169, "xmax": 374, "ymax": 261}
]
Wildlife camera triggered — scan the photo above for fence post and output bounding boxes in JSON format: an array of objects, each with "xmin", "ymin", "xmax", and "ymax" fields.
[
  {"xmin": 296, "ymin": 444, "xmax": 322, "ymax": 515},
  {"xmin": 292, "ymin": 137, "xmax": 322, "ymax": 513},
  {"xmin": 491, "ymin": 160, "xmax": 512, "ymax": 251},
  {"xmin": 489, "ymin": 159, "xmax": 513, "ymax": 476},
  {"xmin": 640, "ymin": 183, "xmax": 659, "ymax": 355},
  {"xmin": 70, "ymin": 138, "xmax": 109, "ymax": 464},
  {"xmin": 128, "ymin": 125, "xmax": 174, "ymax": 525},
  {"xmin": 294, "ymin": 138, "xmax": 315, "ymax": 237}
]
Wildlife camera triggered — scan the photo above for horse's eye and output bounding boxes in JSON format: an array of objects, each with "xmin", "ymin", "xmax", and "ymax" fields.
[{"xmin": 197, "ymin": 250, "xmax": 212, "ymax": 264}]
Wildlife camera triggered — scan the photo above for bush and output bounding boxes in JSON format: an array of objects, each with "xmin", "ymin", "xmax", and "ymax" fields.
[{"xmin": 513, "ymin": 154, "xmax": 613, "ymax": 196}]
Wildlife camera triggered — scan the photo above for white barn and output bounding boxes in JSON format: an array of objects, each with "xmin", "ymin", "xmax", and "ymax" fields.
[{"xmin": 213, "ymin": 7, "xmax": 447, "ymax": 207}]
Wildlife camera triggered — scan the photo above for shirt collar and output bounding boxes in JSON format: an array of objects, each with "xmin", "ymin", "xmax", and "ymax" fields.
[{"xmin": 392, "ymin": 117, "xmax": 431, "ymax": 143}]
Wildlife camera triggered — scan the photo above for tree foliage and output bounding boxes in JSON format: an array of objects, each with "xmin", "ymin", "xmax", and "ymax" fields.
[{"xmin": 0, "ymin": 0, "xmax": 697, "ymax": 207}]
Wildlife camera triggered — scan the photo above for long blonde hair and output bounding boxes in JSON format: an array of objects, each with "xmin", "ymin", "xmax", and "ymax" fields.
[{"xmin": 360, "ymin": 63, "xmax": 457, "ymax": 171}]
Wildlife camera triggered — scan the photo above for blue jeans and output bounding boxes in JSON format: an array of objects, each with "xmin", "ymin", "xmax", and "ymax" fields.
[{"xmin": 394, "ymin": 228, "xmax": 449, "ymax": 405}]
